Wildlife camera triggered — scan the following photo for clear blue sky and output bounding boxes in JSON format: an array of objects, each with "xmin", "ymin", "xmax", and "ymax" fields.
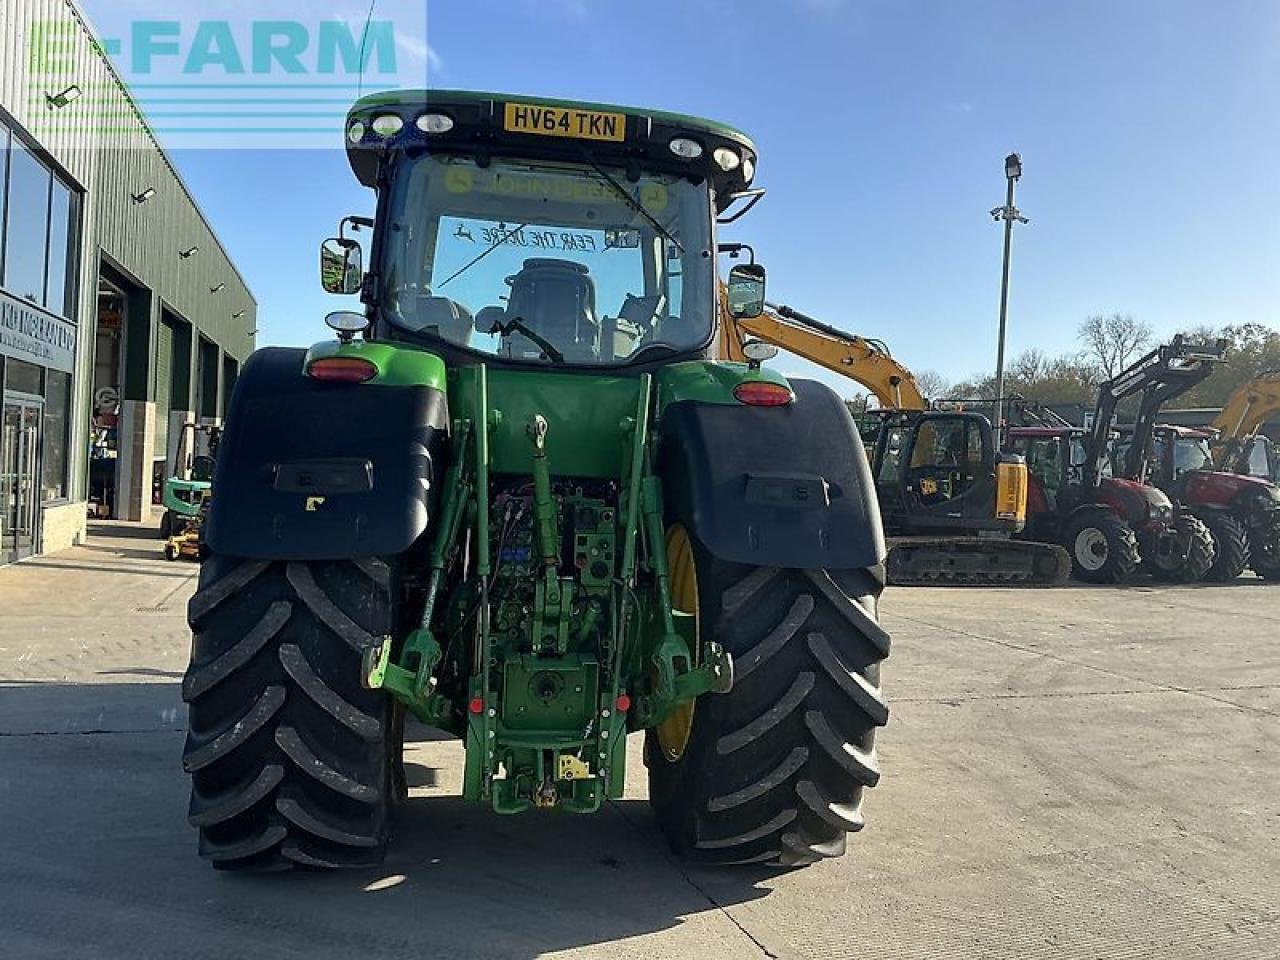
[{"xmin": 84, "ymin": 0, "xmax": 1280, "ymax": 395}]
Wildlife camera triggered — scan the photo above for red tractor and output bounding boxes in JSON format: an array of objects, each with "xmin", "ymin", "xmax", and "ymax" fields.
[
  {"xmin": 1119, "ymin": 424, "xmax": 1280, "ymax": 580},
  {"xmin": 1004, "ymin": 337, "xmax": 1221, "ymax": 584}
]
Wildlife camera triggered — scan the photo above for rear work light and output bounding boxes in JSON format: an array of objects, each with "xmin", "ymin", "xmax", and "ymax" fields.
[
  {"xmin": 307, "ymin": 357, "xmax": 377, "ymax": 383},
  {"xmin": 733, "ymin": 381, "xmax": 793, "ymax": 407}
]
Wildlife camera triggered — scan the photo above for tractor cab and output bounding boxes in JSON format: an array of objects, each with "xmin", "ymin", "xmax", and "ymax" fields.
[
  {"xmin": 323, "ymin": 90, "xmax": 764, "ymax": 369},
  {"xmin": 1006, "ymin": 427, "xmax": 1100, "ymax": 517}
]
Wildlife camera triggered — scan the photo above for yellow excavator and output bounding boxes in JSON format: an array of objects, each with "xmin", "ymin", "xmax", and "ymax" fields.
[
  {"xmin": 720, "ymin": 296, "xmax": 1070, "ymax": 585},
  {"xmin": 1211, "ymin": 372, "xmax": 1280, "ymax": 482}
]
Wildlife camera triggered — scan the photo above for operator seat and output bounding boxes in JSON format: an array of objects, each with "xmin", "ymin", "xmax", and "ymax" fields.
[{"xmin": 504, "ymin": 258, "xmax": 600, "ymax": 362}]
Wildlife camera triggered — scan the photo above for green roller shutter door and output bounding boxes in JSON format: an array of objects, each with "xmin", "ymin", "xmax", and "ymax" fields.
[{"xmin": 154, "ymin": 320, "xmax": 172, "ymax": 460}]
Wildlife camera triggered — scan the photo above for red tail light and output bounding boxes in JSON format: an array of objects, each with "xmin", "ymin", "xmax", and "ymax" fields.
[
  {"xmin": 307, "ymin": 357, "xmax": 377, "ymax": 383},
  {"xmin": 733, "ymin": 381, "xmax": 793, "ymax": 407}
]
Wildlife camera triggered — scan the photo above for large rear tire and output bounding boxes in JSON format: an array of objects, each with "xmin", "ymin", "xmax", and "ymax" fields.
[
  {"xmin": 1201, "ymin": 512, "xmax": 1250, "ymax": 582},
  {"xmin": 182, "ymin": 554, "xmax": 401, "ymax": 871},
  {"xmin": 647, "ymin": 530, "xmax": 890, "ymax": 867},
  {"xmin": 1147, "ymin": 514, "xmax": 1216, "ymax": 583},
  {"xmin": 1249, "ymin": 517, "xmax": 1280, "ymax": 579},
  {"xmin": 1063, "ymin": 511, "xmax": 1139, "ymax": 584}
]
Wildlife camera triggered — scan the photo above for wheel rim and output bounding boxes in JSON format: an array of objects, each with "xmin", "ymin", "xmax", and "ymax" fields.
[
  {"xmin": 1074, "ymin": 527, "xmax": 1109, "ymax": 571},
  {"xmin": 656, "ymin": 524, "xmax": 698, "ymax": 762}
]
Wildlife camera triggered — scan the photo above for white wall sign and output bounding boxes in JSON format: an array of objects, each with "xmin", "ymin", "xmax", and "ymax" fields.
[{"xmin": 0, "ymin": 289, "xmax": 77, "ymax": 374}]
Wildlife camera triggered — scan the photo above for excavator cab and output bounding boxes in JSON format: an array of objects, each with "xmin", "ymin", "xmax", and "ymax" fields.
[
  {"xmin": 872, "ymin": 411, "xmax": 1017, "ymax": 534},
  {"xmin": 1244, "ymin": 435, "xmax": 1280, "ymax": 482}
]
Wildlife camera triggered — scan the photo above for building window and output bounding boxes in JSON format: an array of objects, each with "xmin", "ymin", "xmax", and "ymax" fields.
[
  {"xmin": 5, "ymin": 357, "xmax": 42, "ymax": 396},
  {"xmin": 46, "ymin": 180, "xmax": 74, "ymax": 318},
  {"xmin": 2, "ymin": 139, "xmax": 51, "ymax": 305},
  {"xmin": 0, "ymin": 126, "xmax": 79, "ymax": 318},
  {"xmin": 0, "ymin": 125, "xmax": 8, "ymax": 271},
  {"xmin": 42, "ymin": 369, "xmax": 70, "ymax": 501}
]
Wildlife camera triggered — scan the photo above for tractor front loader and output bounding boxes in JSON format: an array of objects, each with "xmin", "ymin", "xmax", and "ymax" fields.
[
  {"xmin": 1119, "ymin": 424, "xmax": 1280, "ymax": 580},
  {"xmin": 181, "ymin": 91, "xmax": 891, "ymax": 872},
  {"xmin": 1007, "ymin": 338, "xmax": 1221, "ymax": 583}
]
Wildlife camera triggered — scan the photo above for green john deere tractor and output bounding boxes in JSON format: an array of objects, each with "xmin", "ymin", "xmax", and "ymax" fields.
[{"xmin": 182, "ymin": 90, "xmax": 891, "ymax": 871}]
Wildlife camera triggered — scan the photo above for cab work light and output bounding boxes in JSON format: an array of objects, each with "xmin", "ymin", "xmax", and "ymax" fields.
[
  {"xmin": 732, "ymin": 381, "xmax": 793, "ymax": 407},
  {"xmin": 307, "ymin": 357, "xmax": 377, "ymax": 383},
  {"xmin": 416, "ymin": 113, "xmax": 454, "ymax": 134},
  {"xmin": 371, "ymin": 114, "xmax": 404, "ymax": 137},
  {"xmin": 668, "ymin": 137, "xmax": 703, "ymax": 159},
  {"xmin": 712, "ymin": 147, "xmax": 741, "ymax": 172}
]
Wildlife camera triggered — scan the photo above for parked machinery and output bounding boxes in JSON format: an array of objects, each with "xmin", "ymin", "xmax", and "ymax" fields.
[
  {"xmin": 1118, "ymin": 423, "xmax": 1280, "ymax": 580},
  {"xmin": 718, "ymin": 297, "xmax": 1068, "ymax": 585},
  {"xmin": 1007, "ymin": 338, "xmax": 1221, "ymax": 583},
  {"xmin": 180, "ymin": 90, "xmax": 891, "ymax": 871},
  {"xmin": 1211, "ymin": 371, "xmax": 1280, "ymax": 483}
]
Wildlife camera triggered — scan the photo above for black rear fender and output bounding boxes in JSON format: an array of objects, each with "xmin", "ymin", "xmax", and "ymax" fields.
[
  {"xmin": 205, "ymin": 347, "xmax": 448, "ymax": 560},
  {"xmin": 657, "ymin": 378, "xmax": 885, "ymax": 572}
]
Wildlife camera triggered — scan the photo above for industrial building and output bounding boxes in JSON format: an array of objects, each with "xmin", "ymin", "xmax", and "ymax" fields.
[{"xmin": 0, "ymin": 0, "xmax": 255, "ymax": 565}]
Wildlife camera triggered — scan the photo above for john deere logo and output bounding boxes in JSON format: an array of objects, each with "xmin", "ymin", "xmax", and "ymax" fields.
[{"xmin": 305, "ymin": 496, "xmax": 326, "ymax": 512}]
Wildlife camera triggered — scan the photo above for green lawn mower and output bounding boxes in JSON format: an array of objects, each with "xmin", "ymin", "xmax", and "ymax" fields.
[{"xmin": 182, "ymin": 90, "xmax": 891, "ymax": 872}]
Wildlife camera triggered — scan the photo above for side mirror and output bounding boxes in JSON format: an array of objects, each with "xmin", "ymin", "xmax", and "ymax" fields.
[
  {"xmin": 726, "ymin": 263, "xmax": 766, "ymax": 319},
  {"xmin": 321, "ymin": 238, "xmax": 363, "ymax": 295}
]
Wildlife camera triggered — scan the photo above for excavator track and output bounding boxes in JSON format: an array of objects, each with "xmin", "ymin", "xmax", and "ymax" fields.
[{"xmin": 886, "ymin": 537, "xmax": 1071, "ymax": 587}]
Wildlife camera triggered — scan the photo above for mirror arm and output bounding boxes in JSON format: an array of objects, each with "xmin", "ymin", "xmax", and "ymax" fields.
[
  {"xmin": 717, "ymin": 189, "xmax": 766, "ymax": 225},
  {"xmin": 340, "ymin": 215, "xmax": 375, "ymax": 242},
  {"xmin": 717, "ymin": 242, "xmax": 756, "ymax": 264}
]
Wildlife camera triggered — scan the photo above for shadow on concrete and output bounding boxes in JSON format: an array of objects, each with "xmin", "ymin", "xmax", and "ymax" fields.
[
  {"xmin": 78, "ymin": 541, "xmax": 174, "ymax": 563},
  {"xmin": 12, "ymin": 559, "xmax": 196, "ymax": 579},
  {"xmin": 87, "ymin": 521, "xmax": 162, "ymax": 542},
  {"xmin": 0, "ymin": 682, "xmax": 775, "ymax": 960},
  {"xmin": 98, "ymin": 667, "xmax": 186, "ymax": 680}
]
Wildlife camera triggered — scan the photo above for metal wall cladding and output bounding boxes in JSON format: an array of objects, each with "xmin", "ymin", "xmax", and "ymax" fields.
[{"xmin": 0, "ymin": 0, "xmax": 257, "ymax": 498}]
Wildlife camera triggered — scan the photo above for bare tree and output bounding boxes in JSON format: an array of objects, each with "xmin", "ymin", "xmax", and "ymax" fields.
[
  {"xmin": 1078, "ymin": 313, "xmax": 1153, "ymax": 379},
  {"xmin": 913, "ymin": 369, "xmax": 950, "ymax": 401}
]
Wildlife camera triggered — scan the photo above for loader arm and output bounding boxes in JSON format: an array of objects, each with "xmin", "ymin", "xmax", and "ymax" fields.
[
  {"xmin": 1211, "ymin": 371, "xmax": 1280, "ymax": 473},
  {"xmin": 1085, "ymin": 335, "xmax": 1225, "ymax": 487},
  {"xmin": 718, "ymin": 294, "xmax": 928, "ymax": 410}
]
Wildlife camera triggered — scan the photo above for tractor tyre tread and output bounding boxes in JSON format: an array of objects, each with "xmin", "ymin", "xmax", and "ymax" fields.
[
  {"xmin": 1148, "ymin": 514, "xmax": 1216, "ymax": 583},
  {"xmin": 182, "ymin": 554, "xmax": 397, "ymax": 872},
  {"xmin": 647, "ymin": 540, "xmax": 889, "ymax": 868},
  {"xmin": 1064, "ymin": 511, "xmax": 1139, "ymax": 584},
  {"xmin": 1248, "ymin": 517, "xmax": 1280, "ymax": 579},
  {"xmin": 1201, "ymin": 512, "xmax": 1251, "ymax": 582}
]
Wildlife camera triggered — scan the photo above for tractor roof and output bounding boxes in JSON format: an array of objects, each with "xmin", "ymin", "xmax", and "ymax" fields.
[
  {"xmin": 344, "ymin": 89, "xmax": 760, "ymax": 205},
  {"xmin": 352, "ymin": 89, "xmax": 755, "ymax": 148}
]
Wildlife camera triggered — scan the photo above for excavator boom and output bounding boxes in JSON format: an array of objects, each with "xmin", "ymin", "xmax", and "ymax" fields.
[
  {"xmin": 718, "ymin": 298, "xmax": 927, "ymax": 410},
  {"xmin": 1211, "ymin": 372, "xmax": 1280, "ymax": 473}
]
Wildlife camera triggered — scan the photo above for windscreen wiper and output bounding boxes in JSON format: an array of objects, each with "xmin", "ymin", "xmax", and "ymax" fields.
[
  {"xmin": 488, "ymin": 315, "xmax": 565, "ymax": 364},
  {"xmin": 581, "ymin": 154, "xmax": 683, "ymax": 255}
]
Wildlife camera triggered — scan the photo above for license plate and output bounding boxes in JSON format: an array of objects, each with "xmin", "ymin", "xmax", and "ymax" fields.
[{"xmin": 503, "ymin": 103, "xmax": 626, "ymax": 142}]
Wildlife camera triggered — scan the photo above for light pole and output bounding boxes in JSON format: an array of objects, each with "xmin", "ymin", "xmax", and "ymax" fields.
[{"xmin": 990, "ymin": 152, "xmax": 1028, "ymax": 444}]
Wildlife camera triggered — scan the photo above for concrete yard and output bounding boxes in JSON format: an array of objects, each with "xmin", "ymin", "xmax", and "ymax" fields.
[{"xmin": 1, "ymin": 523, "xmax": 1277, "ymax": 959}]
